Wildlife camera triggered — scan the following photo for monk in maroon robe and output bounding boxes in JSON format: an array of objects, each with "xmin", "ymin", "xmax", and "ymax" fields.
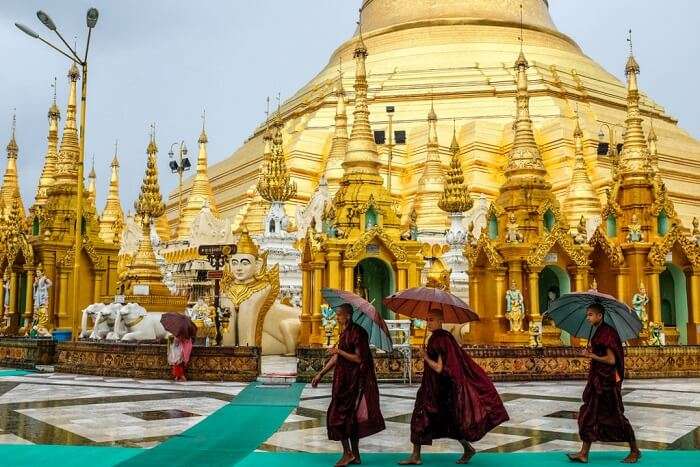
[
  {"xmin": 400, "ymin": 309, "xmax": 509, "ymax": 465},
  {"xmin": 312, "ymin": 303, "xmax": 385, "ymax": 466},
  {"xmin": 568, "ymin": 303, "xmax": 640, "ymax": 463}
]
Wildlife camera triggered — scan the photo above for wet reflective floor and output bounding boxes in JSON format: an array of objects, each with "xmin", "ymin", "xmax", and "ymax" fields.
[{"xmin": 0, "ymin": 369, "xmax": 698, "ymax": 453}]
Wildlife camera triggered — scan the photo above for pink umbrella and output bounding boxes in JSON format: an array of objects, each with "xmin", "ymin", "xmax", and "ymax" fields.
[{"xmin": 383, "ymin": 287, "xmax": 479, "ymax": 324}]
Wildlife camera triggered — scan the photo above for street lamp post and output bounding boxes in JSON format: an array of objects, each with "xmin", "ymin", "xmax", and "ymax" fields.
[
  {"xmin": 168, "ymin": 142, "xmax": 191, "ymax": 221},
  {"xmin": 386, "ymin": 106, "xmax": 395, "ymax": 193},
  {"xmin": 16, "ymin": 8, "xmax": 99, "ymax": 341}
]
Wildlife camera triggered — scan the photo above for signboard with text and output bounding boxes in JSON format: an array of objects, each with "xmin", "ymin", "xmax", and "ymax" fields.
[{"xmin": 198, "ymin": 244, "xmax": 237, "ymax": 257}]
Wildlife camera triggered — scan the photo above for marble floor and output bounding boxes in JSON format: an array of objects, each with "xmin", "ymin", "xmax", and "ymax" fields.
[{"xmin": 0, "ymin": 368, "xmax": 699, "ymax": 454}]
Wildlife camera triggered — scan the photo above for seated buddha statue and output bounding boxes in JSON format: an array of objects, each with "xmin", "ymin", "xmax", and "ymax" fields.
[{"xmin": 220, "ymin": 230, "xmax": 301, "ymax": 355}]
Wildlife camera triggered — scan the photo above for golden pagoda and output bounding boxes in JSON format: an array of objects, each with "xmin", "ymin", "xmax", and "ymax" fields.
[
  {"xmin": 32, "ymin": 85, "xmax": 60, "ymax": 213},
  {"xmin": 323, "ymin": 69, "xmax": 349, "ymax": 195},
  {"xmin": 119, "ymin": 133, "xmax": 186, "ymax": 311},
  {"xmin": 414, "ymin": 102, "xmax": 447, "ymax": 233},
  {"xmin": 589, "ymin": 51, "xmax": 700, "ymax": 345},
  {"xmin": 86, "ymin": 157, "xmax": 97, "ymax": 211},
  {"xmin": 29, "ymin": 64, "xmax": 120, "ymax": 333},
  {"xmin": 562, "ymin": 116, "xmax": 601, "ymax": 228},
  {"xmin": 299, "ymin": 30, "xmax": 424, "ymax": 346},
  {"xmin": 1, "ymin": 115, "xmax": 26, "ymax": 220},
  {"xmin": 98, "ymin": 144, "xmax": 125, "ymax": 245},
  {"xmin": 175, "ymin": 0, "xmax": 700, "ymax": 238},
  {"xmin": 257, "ymin": 115, "xmax": 297, "ymax": 204},
  {"xmin": 175, "ymin": 122, "xmax": 218, "ymax": 240},
  {"xmin": 466, "ymin": 48, "xmax": 591, "ymax": 345}
]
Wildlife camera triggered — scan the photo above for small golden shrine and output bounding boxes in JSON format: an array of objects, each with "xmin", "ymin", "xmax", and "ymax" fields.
[
  {"xmin": 466, "ymin": 50, "xmax": 593, "ymax": 346},
  {"xmin": 299, "ymin": 33, "xmax": 424, "ymax": 346}
]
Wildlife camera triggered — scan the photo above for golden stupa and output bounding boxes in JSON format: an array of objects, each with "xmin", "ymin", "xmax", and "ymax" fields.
[{"xmin": 167, "ymin": 0, "xmax": 700, "ymax": 236}]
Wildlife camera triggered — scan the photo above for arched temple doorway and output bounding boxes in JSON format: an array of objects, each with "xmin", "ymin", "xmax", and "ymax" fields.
[
  {"xmin": 538, "ymin": 264, "xmax": 572, "ymax": 345},
  {"xmin": 661, "ymin": 263, "xmax": 689, "ymax": 345},
  {"xmin": 354, "ymin": 258, "xmax": 395, "ymax": 320}
]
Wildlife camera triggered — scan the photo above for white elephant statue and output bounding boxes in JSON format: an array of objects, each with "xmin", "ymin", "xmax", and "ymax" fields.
[
  {"xmin": 80, "ymin": 303, "xmax": 106, "ymax": 338},
  {"xmin": 114, "ymin": 303, "xmax": 169, "ymax": 342}
]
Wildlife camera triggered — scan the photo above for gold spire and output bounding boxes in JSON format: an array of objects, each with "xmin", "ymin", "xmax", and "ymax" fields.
[
  {"xmin": 341, "ymin": 27, "xmax": 382, "ymax": 184},
  {"xmin": 34, "ymin": 80, "xmax": 61, "ymax": 206},
  {"xmin": 99, "ymin": 141, "xmax": 125, "ymax": 244},
  {"xmin": 415, "ymin": 101, "xmax": 447, "ymax": 226},
  {"xmin": 123, "ymin": 132, "xmax": 170, "ymax": 295},
  {"xmin": 236, "ymin": 228, "xmax": 260, "ymax": 256},
  {"xmin": 54, "ymin": 63, "xmax": 81, "ymax": 184},
  {"xmin": 503, "ymin": 49, "xmax": 549, "ymax": 189},
  {"xmin": 563, "ymin": 117, "xmax": 601, "ymax": 226},
  {"xmin": 176, "ymin": 116, "xmax": 220, "ymax": 240},
  {"xmin": 648, "ymin": 120, "xmax": 659, "ymax": 176},
  {"xmin": 324, "ymin": 64, "xmax": 349, "ymax": 192},
  {"xmin": 87, "ymin": 155, "xmax": 97, "ymax": 207},
  {"xmin": 256, "ymin": 116, "xmax": 297, "ymax": 203},
  {"xmin": 619, "ymin": 32, "xmax": 651, "ymax": 177},
  {"xmin": 438, "ymin": 124, "xmax": 473, "ymax": 213},
  {"xmin": 2, "ymin": 112, "xmax": 25, "ymax": 218}
]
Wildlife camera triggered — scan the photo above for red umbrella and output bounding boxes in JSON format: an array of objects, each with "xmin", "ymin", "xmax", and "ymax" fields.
[
  {"xmin": 383, "ymin": 287, "xmax": 479, "ymax": 324},
  {"xmin": 160, "ymin": 313, "xmax": 198, "ymax": 340}
]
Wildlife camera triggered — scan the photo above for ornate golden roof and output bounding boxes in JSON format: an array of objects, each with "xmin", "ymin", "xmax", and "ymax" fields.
[
  {"xmin": 619, "ymin": 52, "xmax": 652, "ymax": 178},
  {"xmin": 54, "ymin": 64, "xmax": 80, "ymax": 185},
  {"xmin": 256, "ymin": 117, "xmax": 297, "ymax": 203}
]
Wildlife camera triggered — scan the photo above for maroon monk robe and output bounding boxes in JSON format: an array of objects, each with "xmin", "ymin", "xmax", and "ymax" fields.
[
  {"xmin": 410, "ymin": 329, "xmax": 509, "ymax": 445},
  {"xmin": 326, "ymin": 322, "xmax": 385, "ymax": 441},
  {"xmin": 578, "ymin": 321, "xmax": 636, "ymax": 443}
]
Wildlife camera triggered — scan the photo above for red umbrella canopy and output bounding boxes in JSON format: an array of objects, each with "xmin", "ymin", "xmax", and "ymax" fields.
[
  {"xmin": 160, "ymin": 313, "xmax": 197, "ymax": 340},
  {"xmin": 383, "ymin": 287, "xmax": 479, "ymax": 324}
]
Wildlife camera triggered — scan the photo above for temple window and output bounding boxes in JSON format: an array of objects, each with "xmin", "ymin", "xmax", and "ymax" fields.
[
  {"xmin": 32, "ymin": 217, "xmax": 40, "ymax": 236},
  {"xmin": 269, "ymin": 219, "xmax": 276, "ymax": 233},
  {"xmin": 373, "ymin": 130, "xmax": 386, "ymax": 145},
  {"xmin": 657, "ymin": 210, "xmax": 669, "ymax": 235},
  {"xmin": 543, "ymin": 209, "xmax": 555, "ymax": 232},
  {"xmin": 488, "ymin": 215, "xmax": 499, "ymax": 239},
  {"xmin": 606, "ymin": 214, "xmax": 617, "ymax": 237},
  {"xmin": 365, "ymin": 207, "xmax": 378, "ymax": 230}
]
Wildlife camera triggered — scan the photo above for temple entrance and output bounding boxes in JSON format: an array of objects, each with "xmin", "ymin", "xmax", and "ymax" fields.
[
  {"xmin": 354, "ymin": 258, "xmax": 395, "ymax": 320},
  {"xmin": 661, "ymin": 263, "xmax": 689, "ymax": 344},
  {"xmin": 538, "ymin": 265, "xmax": 572, "ymax": 345}
]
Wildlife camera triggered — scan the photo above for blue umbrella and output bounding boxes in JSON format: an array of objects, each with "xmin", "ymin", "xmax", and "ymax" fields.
[
  {"xmin": 543, "ymin": 290, "xmax": 643, "ymax": 342},
  {"xmin": 321, "ymin": 288, "xmax": 393, "ymax": 352}
]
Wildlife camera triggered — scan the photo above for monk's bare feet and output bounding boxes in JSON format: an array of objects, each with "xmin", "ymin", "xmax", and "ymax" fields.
[
  {"xmin": 621, "ymin": 450, "xmax": 641, "ymax": 464},
  {"xmin": 567, "ymin": 452, "xmax": 589, "ymax": 463},
  {"xmin": 456, "ymin": 449, "xmax": 476, "ymax": 464},
  {"xmin": 398, "ymin": 456, "xmax": 422, "ymax": 465},
  {"xmin": 335, "ymin": 453, "xmax": 356, "ymax": 467}
]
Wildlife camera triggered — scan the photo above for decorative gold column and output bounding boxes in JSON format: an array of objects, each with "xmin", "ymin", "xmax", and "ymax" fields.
[
  {"xmin": 527, "ymin": 271, "xmax": 541, "ymax": 321},
  {"xmin": 0, "ymin": 272, "xmax": 5, "ymax": 325},
  {"xmin": 311, "ymin": 262, "xmax": 324, "ymax": 345},
  {"xmin": 300, "ymin": 263, "xmax": 312, "ymax": 344},
  {"xmin": 407, "ymin": 260, "xmax": 420, "ymax": 288},
  {"xmin": 494, "ymin": 268, "xmax": 506, "ymax": 318},
  {"xmin": 615, "ymin": 268, "xmax": 628, "ymax": 302},
  {"xmin": 396, "ymin": 263, "xmax": 408, "ymax": 291},
  {"xmin": 342, "ymin": 261, "xmax": 356, "ymax": 292},
  {"xmin": 508, "ymin": 261, "xmax": 523, "ymax": 290},
  {"xmin": 58, "ymin": 271, "xmax": 69, "ymax": 319},
  {"xmin": 470, "ymin": 272, "xmax": 481, "ymax": 314},
  {"xmin": 686, "ymin": 272, "xmax": 700, "ymax": 345},
  {"xmin": 646, "ymin": 268, "xmax": 663, "ymax": 325},
  {"xmin": 93, "ymin": 270, "xmax": 103, "ymax": 303},
  {"xmin": 8, "ymin": 271, "xmax": 18, "ymax": 321},
  {"xmin": 22, "ymin": 268, "xmax": 35, "ymax": 334},
  {"xmin": 327, "ymin": 251, "xmax": 342, "ymax": 289}
]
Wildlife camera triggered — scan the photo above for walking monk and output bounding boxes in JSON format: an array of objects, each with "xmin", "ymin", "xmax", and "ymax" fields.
[
  {"xmin": 312, "ymin": 303, "xmax": 385, "ymax": 466},
  {"xmin": 400, "ymin": 309, "xmax": 509, "ymax": 465},
  {"xmin": 569, "ymin": 303, "xmax": 640, "ymax": 463}
]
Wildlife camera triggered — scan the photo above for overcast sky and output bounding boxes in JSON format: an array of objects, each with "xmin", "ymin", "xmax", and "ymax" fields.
[{"xmin": 1, "ymin": 1, "xmax": 698, "ymax": 211}]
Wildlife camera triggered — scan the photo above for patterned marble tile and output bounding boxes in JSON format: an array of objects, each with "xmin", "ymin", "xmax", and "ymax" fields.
[
  {"xmin": 0, "ymin": 383, "xmax": 167, "ymax": 404},
  {"xmin": 0, "ymin": 433, "xmax": 33, "ymax": 445}
]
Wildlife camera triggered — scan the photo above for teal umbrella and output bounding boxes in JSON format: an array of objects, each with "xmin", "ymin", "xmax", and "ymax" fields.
[
  {"xmin": 321, "ymin": 288, "xmax": 393, "ymax": 352},
  {"xmin": 544, "ymin": 290, "xmax": 642, "ymax": 341}
]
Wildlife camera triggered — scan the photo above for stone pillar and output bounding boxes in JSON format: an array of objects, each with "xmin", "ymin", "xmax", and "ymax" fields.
[
  {"xmin": 327, "ymin": 251, "xmax": 341, "ymax": 289},
  {"xmin": 300, "ymin": 263, "xmax": 312, "ymax": 344},
  {"xmin": 494, "ymin": 269, "xmax": 506, "ymax": 318},
  {"xmin": 528, "ymin": 270, "xmax": 541, "ymax": 321},
  {"xmin": 686, "ymin": 271, "xmax": 700, "ymax": 345},
  {"xmin": 0, "ymin": 273, "xmax": 5, "ymax": 324}
]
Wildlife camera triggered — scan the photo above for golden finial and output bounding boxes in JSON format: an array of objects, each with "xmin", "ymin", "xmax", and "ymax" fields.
[
  {"xmin": 518, "ymin": 3, "xmax": 524, "ymax": 53},
  {"xmin": 48, "ymin": 77, "xmax": 60, "ymax": 120},
  {"xmin": 256, "ymin": 111, "xmax": 297, "ymax": 203},
  {"xmin": 199, "ymin": 109, "xmax": 208, "ymax": 144},
  {"xmin": 6, "ymin": 109, "xmax": 18, "ymax": 156},
  {"xmin": 438, "ymin": 120, "xmax": 472, "ymax": 214},
  {"xmin": 625, "ymin": 29, "xmax": 640, "ymax": 76},
  {"xmin": 89, "ymin": 154, "xmax": 96, "ymax": 178},
  {"xmin": 355, "ymin": 8, "xmax": 367, "ymax": 58},
  {"xmin": 135, "ymin": 130, "xmax": 165, "ymax": 221},
  {"xmin": 112, "ymin": 140, "xmax": 119, "ymax": 167},
  {"xmin": 235, "ymin": 228, "xmax": 260, "ymax": 256}
]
